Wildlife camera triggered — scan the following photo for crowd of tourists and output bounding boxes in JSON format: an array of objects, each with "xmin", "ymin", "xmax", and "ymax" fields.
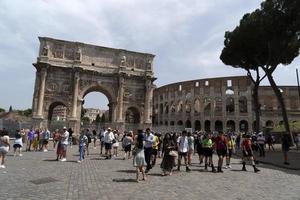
[{"xmin": 0, "ymin": 126, "xmax": 294, "ymax": 182}]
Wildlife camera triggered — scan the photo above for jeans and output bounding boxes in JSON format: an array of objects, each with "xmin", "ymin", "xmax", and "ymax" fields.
[
  {"xmin": 79, "ymin": 145, "xmax": 84, "ymax": 161},
  {"xmin": 144, "ymin": 147, "xmax": 153, "ymax": 170}
]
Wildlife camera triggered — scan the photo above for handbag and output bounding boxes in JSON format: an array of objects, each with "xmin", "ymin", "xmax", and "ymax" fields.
[{"xmin": 169, "ymin": 150, "xmax": 178, "ymax": 157}]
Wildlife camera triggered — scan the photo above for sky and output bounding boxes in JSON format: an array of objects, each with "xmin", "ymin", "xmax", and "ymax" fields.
[{"xmin": 0, "ymin": 0, "xmax": 300, "ymax": 110}]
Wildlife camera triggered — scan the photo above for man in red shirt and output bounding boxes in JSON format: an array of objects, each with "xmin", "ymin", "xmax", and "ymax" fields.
[
  {"xmin": 241, "ymin": 134, "xmax": 260, "ymax": 173},
  {"xmin": 214, "ymin": 132, "xmax": 228, "ymax": 173}
]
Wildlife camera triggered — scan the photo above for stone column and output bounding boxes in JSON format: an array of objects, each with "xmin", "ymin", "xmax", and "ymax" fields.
[
  {"xmin": 37, "ymin": 67, "xmax": 47, "ymax": 117},
  {"xmin": 117, "ymin": 76, "xmax": 124, "ymax": 122},
  {"xmin": 72, "ymin": 72, "xmax": 80, "ymax": 118},
  {"xmin": 144, "ymin": 78, "xmax": 153, "ymax": 124}
]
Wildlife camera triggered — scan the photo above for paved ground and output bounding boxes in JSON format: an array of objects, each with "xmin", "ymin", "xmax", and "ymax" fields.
[{"xmin": 0, "ymin": 143, "xmax": 300, "ymax": 200}]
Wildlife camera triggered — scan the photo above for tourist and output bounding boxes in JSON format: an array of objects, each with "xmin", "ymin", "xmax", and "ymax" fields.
[
  {"xmin": 133, "ymin": 132, "xmax": 146, "ymax": 182},
  {"xmin": 225, "ymin": 134, "xmax": 235, "ymax": 169},
  {"xmin": 257, "ymin": 132, "xmax": 266, "ymax": 157},
  {"xmin": 157, "ymin": 133, "xmax": 162, "ymax": 158},
  {"xmin": 215, "ymin": 132, "xmax": 228, "ymax": 173},
  {"xmin": 187, "ymin": 132, "xmax": 194, "ymax": 166},
  {"xmin": 32, "ymin": 129, "xmax": 39, "ymax": 151},
  {"xmin": 104, "ymin": 128, "xmax": 115, "ymax": 159},
  {"xmin": 78, "ymin": 130, "xmax": 88, "ymax": 163},
  {"xmin": 13, "ymin": 130, "xmax": 23, "ymax": 156},
  {"xmin": 112, "ymin": 130, "xmax": 120, "ymax": 158},
  {"xmin": 38, "ymin": 129, "xmax": 44, "ymax": 151},
  {"xmin": 86, "ymin": 129, "xmax": 92, "ymax": 156},
  {"xmin": 60, "ymin": 127, "xmax": 69, "ymax": 162},
  {"xmin": 202, "ymin": 132, "xmax": 216, "ymax": 172},
  {"xmin": 53, "ymin": 129, "xmax": 60, "ymax": 149},
  {"xmin": 92, "ymin": 129, "xmax": 97, "ymax": 149},
  {"xmin": 195, "ymin": 132, "xmax": 204, "ymax": 164},
  {"xmin": 20, "ymin": 128, "xmax": 27, "ymax": 145},
  {"xmin": 42, "ymin": 128, "xmax": 50, "ymax": 152},
  {"xmin": 236, "ymin": 133, "xmax": 241, "ymax": 149},
  {"xmin": 68, "ymin": 128, "xmax": 73, "ymax": 148},
  {"xmin": 151, "ymin": 133, "xmax": 160, "ymax": 167},
  {"xmin": 241, "ymin": 134, "xmax": 260, "ymax": 173},
  {"xmin": 144, "ymin": 128, "xmax": 154, "ymax": 173},
  {"xmin": 56, "ymin": 130, "xmax": 63, "ymax": 161},
  {"xmin": 160, "ymin": 133, "xmax": 176, "ymax": 176},
  {"xmin": 0, "ymin": 130, "xmax": 10, "ymax": 169},
  {"xmin": 122, "ymin": 131, "xmax": 134, "ymax": 160},
  {"xmin": 282, "ymin": 134, "xmax": 291, "ymax": 165},
  {"xmin": 99, "ymin": 128, "xmax": 105, "ymax": 155},
  {"xmin": 267, "ymin": 134, "xmax": 275, "ymax": 151},
  {"xmin": 177, "ymin": 130, "xmax": 191, "ymax": 172},
  {"xmin": 26, "ymin": 129, "xmax": 34, "ymax": 151}
]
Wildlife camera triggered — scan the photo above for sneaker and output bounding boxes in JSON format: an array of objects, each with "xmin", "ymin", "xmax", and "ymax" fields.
[
  {"xmin": 19, "ymin": 154, "xmax": 23, "ymax": 157},
  {"xmin": 242, "ymin": 167, "xmax": 247, "ymax": 171},
  {"xmin": 60, "ymin": 158, "xmax": 67, "ymax": 162},
  {"xmin": 186, "ymin": 167, "xmax": 191, "ymax": 172},
  {"xmin": 43, "ymin": 149, "xmax": 48, "ymax": 152},
  {"xmin": 254, "ymin": 167, "xmax": 260, "ymax": 173},
  {"xmin": 225, "ymin": 166, "xmax": 228, "ymax": 169},
  {"xmin": 0, "ymin": 165, "xmax": 6, "ymax": 169},
  {"xmin": 228, "ymin": 165, "xmax": 232, "ymax": 169},
  {"xmin": 77, "ymin": 160, "xmax": 81, "ymax": 163}
]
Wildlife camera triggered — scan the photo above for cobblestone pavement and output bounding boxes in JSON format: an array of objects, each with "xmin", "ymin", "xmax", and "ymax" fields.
[{"xmin": 0, "ymin": 143, "xmax": 300, "ymax": 200}]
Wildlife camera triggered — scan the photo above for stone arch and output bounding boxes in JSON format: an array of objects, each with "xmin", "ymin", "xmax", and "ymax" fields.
[
  {"xmin": 164, "ymin": 102, "xmax": 169, "ymax": 114},
  {"xmin": 240, "ymin": 120, "xmax": 249, "ymax": 132},
  {"xmin": 266, "ymin": 120, "xmax": 274, "ymax": 128},
  {"xmin": 239, "ymin": 96, "xmax": 248, "ymax": 113},
  {"xmin": 177, "ymin": 120, "xmax": 183, "ymax": 126},
  {"xmin": 226, "ymin": 120, "xmax": 235, "ymax": 131},
  {"xmin": 47, "ymin": 101, "xmax": 68, "ymax": 121},
  {"xmin": 170, "ymin": 121, "xmax": 175, "ymax": 126},
  {"xmin": 79, "ymin": 82, "xmax": 115, "ymax": 103},
  {"xmin": 185, "ymin": 120, "xmax": 192, "ymax": 128},
  {"xmin": 194, "ymin": 98, "xmax": 201, "ymax": 113},
  {"xmin": 177, "ymin": 100, "xmax": 183, "ymax": 112},
  {"xmin": 215, "ymin": 120, "xmax": 223, "ymax": 132},
  {"xmin": 47, "ymin": 101, "xmax": 68, "ymax": 131},
  {"xmin": 185, "ymin": 101, "xmax": 191, "ymax": 113},
  {"xmin": 195, "ymin": 120, "xmax": 201, "ymax": 131},
  {"xmin": 204, "ymin": 98, "xmax": 211, "ymax": 115},
  {"xmin": 170, "ymin": 102, "xmax": 176, "ymax": 113},
  {"xmin": 226, "ymin": 97, "xmax": 235, "ymax": 113},
  {"xmin": 204, "ymin": 120, "xmax": 211, "ymax": 132}
]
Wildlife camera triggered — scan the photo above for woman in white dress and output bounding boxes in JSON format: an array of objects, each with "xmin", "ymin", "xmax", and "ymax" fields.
[
  {"xmin": 133, "ymin": 133, "xmax": 147, "ymax": 182},
  {"xmin": 0, "ymin": 130, "xmax": 10, "ymax": 169}
]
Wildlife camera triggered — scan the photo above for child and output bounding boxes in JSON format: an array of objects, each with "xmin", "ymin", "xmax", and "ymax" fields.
[{"xmin": 78, "ymin": 131, "xmax": 88, "ymax": 163}]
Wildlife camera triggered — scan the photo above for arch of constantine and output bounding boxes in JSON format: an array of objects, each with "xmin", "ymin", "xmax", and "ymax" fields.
[{"xmin": 31, "ymin": 37, "xmax": 155, "ymax": 133}]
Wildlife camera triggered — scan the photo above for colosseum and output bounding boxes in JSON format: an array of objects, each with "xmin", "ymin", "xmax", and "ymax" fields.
[{"xmin": 152, "ymin": 76, "xmax": 300, "ymax": 133}]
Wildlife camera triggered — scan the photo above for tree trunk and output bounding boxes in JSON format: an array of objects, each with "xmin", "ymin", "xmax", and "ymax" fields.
[
  {"xmin": 265, "ymin": 72, "xmax": 294, "ymax": 145},
  {"xmin": 252, "ymin": 82, "xmax": 260, "ymax": 134}
]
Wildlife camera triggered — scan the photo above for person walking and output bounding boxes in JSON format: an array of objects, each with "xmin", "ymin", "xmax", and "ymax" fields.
[
  {"xmin": 225, "ymin": 134, "xmax": 235, "ymax": 169},
  {"xmin": 92, "ymin": 129, "xmax": 97, "ymax": 149},
  {"xmin": 160, "ymin": 133, "xmax": 176, "ymax": 176},
  {"xmin": 257, "ymin": 132, "xmax": 266, "ymax": 157},
  {"xmin": 42, "ymin": 129, "xmax": 50, "ymax": 152},
  {"xmin": 144, "ymin": 128, "xmax": 154, "ymax": 173},
  {"xmin": 215, "ymin": 132, "xmax": 228, "ymax": 173},
  {"xmin": 60, "ymin": 127, "xmax": 69, "ymax": 162},
  {"xmin": 187, "ymin": 132, "xmax": 194, "ymax": 166},
  {"xmin": 68, "ymin": 128, "xmax": 73, "ymax": 149},
  {"xmin": 151, "ymin": 133, "xmax": 160, "ymax": 167},
  {"xmin": 241, "ymin": 134, "xmax": 260, "ymax": 173},
  {"xmin": 112, "ymin": 131, "xmax": 120, "ymax": 158},
  {"xmin": 202, "ymin": 132, "xmax": 216, "ymax": 173},
  {"xmin": 13, "ymin": 130, "xmax": 23, "ymax": 157},
  {"xmin": 267, "ymin": 134, "xmax": 275, "ymax": 151},
  {"xmin": 133, "ymin": 132, "xmax": 146, "ymax": 182},
  {"xmin": 78, "ymin": 131, "xmax": 88, "ymax": 163},
  {"xmin": 122, "ymin": 132, "xmax": 134, "ymax": 160},
  {"xmin": 104, "ymin": 128, "xmax": 115, "ymax": 159},
  {"xmin": 177, "ymin": 130, "xmax": 191, "ymax": 172},
  {"xmin": 282, "ymin": 134, "xmax": 291, "ymax": 165},
  {"xmin": 0, "ymin": 130, "xmax": 10, "ymax": 169},
  {"xmin": 26, "ymin": 129, "xmax": 34, "ymax": 151},
  {"xmin": 99, "ymin": 128, "xmax": 105, "ymax": 155}
]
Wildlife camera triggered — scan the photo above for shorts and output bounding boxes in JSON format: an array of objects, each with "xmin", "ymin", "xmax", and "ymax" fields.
[
  {"xmin": 124, "ymin": 144, "xmax": 131, "ymax": 152},
  {"xmin": 203, "ymin": 148, "xmax": 213, "ymax": 157},
  {"xmin": 178, "ymin": 152, "xmax": 187, "ymax": 157},
  {"xmin": 112, "ymin": 142, "xmax": 119, "ymax": 148},
  {"xmin": 61, "ymin": 144, "xmax": 68, "ymax": 151},
  {"xmin": 43, "ymin": 140, "xmax": 49, "ymax": 145},
  {"xmin": 217, "ymin": 149, "xmax": 227, "ymax": 157},
  {"xmin": 0, "ymin": 147, "xmax": 9, "ymax": 154},
  {"xmin": 152, "ymin": 149, "xmax": 158, "ymax": 156},
  {"xmin": 105, "ymin": 143, "xmax": 112, "ymax": 150},
  {"xmin": 13, "ymin": 144, "xmax": 22, "ymax": 148},
  {"xmin": 243, "ymin": 149, "xmax": 253, "ymax": 157}
]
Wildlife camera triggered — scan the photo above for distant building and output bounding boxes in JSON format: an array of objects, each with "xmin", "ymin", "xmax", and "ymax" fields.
[
  {"xmin": 52, "ymin": 105, "xmax": 67, "ymax": 121},
  {"xmin": 84, "ymin": 108, "xmax": 106, "ymax": 123}
]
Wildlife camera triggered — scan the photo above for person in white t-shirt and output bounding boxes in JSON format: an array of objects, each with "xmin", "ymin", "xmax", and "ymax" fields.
[
  {"xmin": 104, "ymin": 128, "xmax": 115, "ymax": 159},
  {"xmin": 177, "ymin": 130, "xmax": 191, "ymax": 172},
  {"xmin": 60, "ymin": 127, "xmax": 69, "ymax": 162}
]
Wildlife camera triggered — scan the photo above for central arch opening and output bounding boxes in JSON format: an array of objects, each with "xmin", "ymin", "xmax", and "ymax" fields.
[
  {"xmin": 48, "ymin": 101, "xmax": 68, "ymax": 131},
  {"xmin": 81, "ymin": 91, "xmax": 109, "ymax": 131}
]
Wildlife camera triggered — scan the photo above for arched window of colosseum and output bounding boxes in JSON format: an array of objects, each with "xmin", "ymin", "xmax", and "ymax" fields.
[
  {"xmin": 204, "ymin": 98, "xmax": 211, "ymax": 114},
  {"xmin": 195, "ymin": 120, "xmax": 201, "ymax": 131},
  {"xmin": 226, "ymin": 97, "xmax": 235, "ymax": 113},
  {"xmin": 165, "ymin": 121, "xmax": 168, "ymax": 126},
  {"xmin": 177, "ymin": 100, "xmax": 183, "ymax": 112},
  {"xmin": 160, "ymin": 121, "xmax": 163, "ymax": 125},
  {"xmin": 214, "ymin": 97, "xmax": 222, "ymax": 113},
  {"xmin": 239, "ymin": 96, "xmax": 247, "ymax": 113},
  {"xmin": 204, "ymin": 120, "xmax": 211, "ymax": 132},
  {"xmin": 177, "ymin": 120, "xmax": 183, "ymax": 126},
  {"xmin": 239, "ymin": 120, "xmax": 248, "ymax": 132},
  {"xmin": 215, "ymin": 120, "xmax": 223, "ymax": 132},
  {"xmin": 186, "ymin": 92, "xmax": 192, "ymax": 100},
  {"xmin": 170, "ymin": 102, "xmax": 176, "ymax": 113},
  {"xmin": 225, "ymin": 89, "xmax": 234, "ymax": 95},
  {"xmin": 165, "ymin": 103, "xmax": 169, "ymax": 114},
  {"xmin": 266, "ymin": 120, "xmax": 274, "ymax": 128},
  {"xmin": 194, "ymin": 99, "xmax": 201, "ymax": 113},
  {"xmin": 226, "ymin": 120, "xmax": 235, "ymax": 132},
  {"xmin": 160, "ymin": 103, "xmax": 163, "ymax": 114},
  {"xmin": 170, "ymin": 121, "xmax": 175, "ymax": 126},
  {"xmin": 185, "ymin": 101, "xmax": 191, "ymax": 113},
  {"xmin": 185, "ymin": 120, "xmax": 192, "ymax": 128}
]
